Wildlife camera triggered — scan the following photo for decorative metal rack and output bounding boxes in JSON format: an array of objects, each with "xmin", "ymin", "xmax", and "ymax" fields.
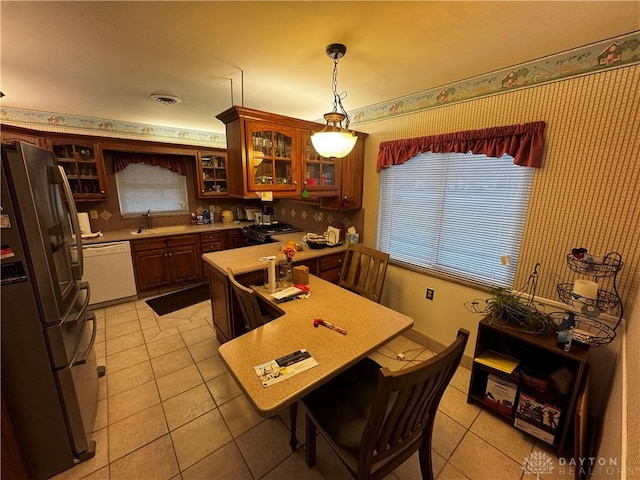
[{"xmin": 552, "ymin": 251, "xmax": 623, "ymax": 347}]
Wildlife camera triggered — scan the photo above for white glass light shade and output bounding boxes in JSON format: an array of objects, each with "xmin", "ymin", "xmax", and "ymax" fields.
[{"xmin": 310, "ymin": 130, "xmax": 357, "ymax": 158}]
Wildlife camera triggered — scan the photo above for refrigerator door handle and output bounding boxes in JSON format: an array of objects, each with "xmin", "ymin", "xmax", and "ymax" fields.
[
  {"xmin": 71, "ymin": 311, "xmax": 97, "ymax": 367},
  {"xmin": 64, "ymin": 281, "xmax": 91, "ymax": 325},
  {"xmin": 53, "ymin": 165, "xmax": 84, "ymax": 280}
]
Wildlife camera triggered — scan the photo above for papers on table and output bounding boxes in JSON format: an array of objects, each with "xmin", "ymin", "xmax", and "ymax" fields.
[
  {"xmin": 270, "ymin": 285, "xmax": 310, "ymax": 302},
  {"xmin": 254, "ymin": 349, "xmax": 319, "ymax": 387}
]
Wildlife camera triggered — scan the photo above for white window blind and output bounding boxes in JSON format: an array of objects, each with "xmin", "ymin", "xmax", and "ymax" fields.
[
  {"xmin": 115, "ymin": 163, "xmax": 189, "ymax": 216},
  {"xmin": 377, "ymin": 152, "xmax": 534, "ymax": 287}
]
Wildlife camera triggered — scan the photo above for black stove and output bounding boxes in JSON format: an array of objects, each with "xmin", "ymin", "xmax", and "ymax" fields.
[{"xmin": 242, "ymin": 221, "xmax": 298, "ymax": 244}]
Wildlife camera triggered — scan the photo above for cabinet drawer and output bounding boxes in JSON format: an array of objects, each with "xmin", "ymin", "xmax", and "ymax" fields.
[
  {"xmin": 132, "ymin": 238, "xmax": 167, "ymax": 252},
  {"xmin": 319, "ymin": 267, "xmax": 342, "ymax": 283},
  {"xmin": 202, "ymin": 242, "xmax": 224, "ymax": 253},
  {"xmin": 319, "ymin": 253, "xmax": 344, "ymax": 271},
  {"xmin": 167, "ymin": 234, "xmax": 197, "ymax": 247},
  {"xmin": 200, "ymin": 232, "xmax": 225, "ymax": 243}
]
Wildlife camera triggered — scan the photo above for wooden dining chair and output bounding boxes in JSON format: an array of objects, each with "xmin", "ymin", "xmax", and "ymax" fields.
[
  {"xmin": 227, "ymin": 267, "xmax": 269, "ymax": 331},
  {"xmin": 302, "ymin": 329, "xmax": 470, "ymax": 480},
  {"xmin": 339, "ymin": 244, "xmax": 390, "ymax": 303}
]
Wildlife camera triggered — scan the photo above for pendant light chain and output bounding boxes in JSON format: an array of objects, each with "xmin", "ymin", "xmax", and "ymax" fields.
[{"xmin": 331, "ymin": 55, "xmax": 350, "ymax": 129}]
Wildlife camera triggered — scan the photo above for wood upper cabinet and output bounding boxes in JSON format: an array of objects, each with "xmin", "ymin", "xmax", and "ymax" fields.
[
  {"xmin": 301, "ymin": 131, "xmax": 340, "ymax": 197},
  {"xmin": 245, "ymin": 121, "xmax": 298, "ymax": 194},
  {"xmin": 0, "ymin": 125, "xmax": 42, "ymax": 147},
  {"xmin": 45, "ymin": 139, "xmax": 108, "ymax": 201},
  {"xmin": 196, "ymin": 150, "xmax": 229, "ymax": 198},
  {"xmin": 317, "ymin": 137, "xmax": 366, "ymax": 211},
  {"xmin": 216, "ymin": 106, "xmax": 367, "ymax": 206}
]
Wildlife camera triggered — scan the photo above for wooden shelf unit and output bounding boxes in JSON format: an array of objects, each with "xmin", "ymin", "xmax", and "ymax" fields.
[{"xmin": 468, "ymin": 316, "xmax": 589, "ymax": 454}]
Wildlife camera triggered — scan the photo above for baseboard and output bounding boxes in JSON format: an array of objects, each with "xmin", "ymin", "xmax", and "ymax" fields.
[{"xmin": 403, "ymin": 329, "xmax": 473, "ymax": 370}]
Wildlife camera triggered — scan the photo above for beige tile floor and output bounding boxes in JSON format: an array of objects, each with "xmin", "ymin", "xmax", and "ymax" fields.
[{"xmin": 51, "ymin": 294, "xmax": 571, "ymax": 480}]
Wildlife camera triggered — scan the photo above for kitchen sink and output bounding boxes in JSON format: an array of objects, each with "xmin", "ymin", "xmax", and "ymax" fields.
[{"xmin": 130, "ymin": 225, "xmax": 191, "ymax": 235}]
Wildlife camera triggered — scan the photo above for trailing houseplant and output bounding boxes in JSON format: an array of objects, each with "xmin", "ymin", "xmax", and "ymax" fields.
[{"xmin": 465, "ymin": 264, "xmax": 555, "ymax": 334}]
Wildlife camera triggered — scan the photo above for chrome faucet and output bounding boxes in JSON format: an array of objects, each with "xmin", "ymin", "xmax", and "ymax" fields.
[{"xmin": 142, "ymin": 209, "xmax": 152, "ymax": 229}]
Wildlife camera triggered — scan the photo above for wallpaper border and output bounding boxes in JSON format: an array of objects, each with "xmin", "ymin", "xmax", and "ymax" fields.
[{"xmin": 1, "ymin": 31, "xmax": 638, "ymax": 143}]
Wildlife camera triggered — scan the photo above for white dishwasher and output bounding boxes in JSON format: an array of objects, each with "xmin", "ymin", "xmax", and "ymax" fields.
[{"xmin": 82, "ymin": 241, "xmax": 137, "ymax": 305}]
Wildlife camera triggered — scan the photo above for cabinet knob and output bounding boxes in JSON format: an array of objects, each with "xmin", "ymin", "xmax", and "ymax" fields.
[
  {"xmin": 168, "ymin": 253, "xmax": 173, "ymax": 256},
  {"xmin": 293, "ymin": 180, "xmax": 298, "ymax": 185}
]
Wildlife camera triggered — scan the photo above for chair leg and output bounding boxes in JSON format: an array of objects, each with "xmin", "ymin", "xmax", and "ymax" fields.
[
  {"xmin": 305, "ymin": 414, "xmax": 317, "ymax": 467},
  {"xmin": 418, "ymin": 440, "xmax": 434, "ymax": 480},
  {"xmin": 289, "ymin": 402, "xmax": 298, "ymax": 451}
]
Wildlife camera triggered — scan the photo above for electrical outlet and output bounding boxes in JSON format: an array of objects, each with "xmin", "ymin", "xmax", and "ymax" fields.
[
  {"xmin": 90, "ymin": 210, "xmax": 98, "ymax": 219},
  {"xmin": 426, "ymin": 288, "xmax": 434, "ymax": 300}
]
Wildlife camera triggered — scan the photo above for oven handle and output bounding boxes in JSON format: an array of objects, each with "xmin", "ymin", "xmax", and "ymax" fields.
[{"xmin": 71, "ymin": 311, "xmax": 97, "ymax": 367}]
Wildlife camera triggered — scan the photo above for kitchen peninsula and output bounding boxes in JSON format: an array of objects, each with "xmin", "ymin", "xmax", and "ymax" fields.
[{"xmin": 203, "ymin": 233, "xmax": 348, "ymax": 343}]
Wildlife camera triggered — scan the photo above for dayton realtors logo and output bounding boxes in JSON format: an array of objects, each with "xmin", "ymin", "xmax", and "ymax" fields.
[
  {"xmin": 522, "ymin": 452, "xmax": 637, "ymax": 478},
  {"xmin": 522, "ymin": 451, "xmax": 555, "ymax": 478}
]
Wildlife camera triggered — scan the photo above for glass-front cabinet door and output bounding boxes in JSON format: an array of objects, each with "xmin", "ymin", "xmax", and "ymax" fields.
[
  {"xmin": 46, "ymin": 140, "xmax": 108, "ymax": 201},
  {"xmin": 302, "ymin": 132, "xmax": 340, "ymax": 196},
  {"xmin": 245, "ymin": 121, "xmax": 298, "ymax": 193},
  {"xmin": 196, "ymin": 150, "xmax": 228, "ymax": 197}
]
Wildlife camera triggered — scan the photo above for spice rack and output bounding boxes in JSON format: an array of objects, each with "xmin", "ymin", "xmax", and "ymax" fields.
[{"xmin": 553, "ymin": 251, "xmax": 623, "ymax": 347}]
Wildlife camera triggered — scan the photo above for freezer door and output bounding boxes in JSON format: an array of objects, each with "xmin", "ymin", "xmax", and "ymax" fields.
[
  {"xmin": 54, "ymin": 311, "xmax": 98, "ymax": 457},
  {"xmin": 1, "ymin": 143, "xmax": 83, "ymax": 323}
]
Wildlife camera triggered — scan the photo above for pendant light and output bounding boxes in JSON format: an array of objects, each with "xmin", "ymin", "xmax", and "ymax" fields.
[{"xmin": 310, "ymin": 43, "xmax": 357, "ymax": 159}]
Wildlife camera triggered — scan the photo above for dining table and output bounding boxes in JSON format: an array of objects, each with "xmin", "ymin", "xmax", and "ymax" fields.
[{"xmin": 217, "ymin": 274, "xmax": 414, "ymax": 449}]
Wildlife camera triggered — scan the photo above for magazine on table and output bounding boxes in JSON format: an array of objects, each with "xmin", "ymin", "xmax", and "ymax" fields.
[{"xmin": 254, "ymin": 349, "xmax": 318, "ymax": 387}]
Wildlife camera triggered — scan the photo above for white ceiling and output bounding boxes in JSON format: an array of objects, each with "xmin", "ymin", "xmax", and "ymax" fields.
[{"xmin": 1, "ymin": 1, "xmax": 638, "ymax": 135}]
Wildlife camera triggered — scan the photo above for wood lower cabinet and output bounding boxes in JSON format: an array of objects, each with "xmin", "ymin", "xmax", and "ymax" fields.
[
  {"xmin": 225, "ymin": 228, "xmax": 244, "ymax": 249},
  {"xmin": 132, "ymin": 234, "xmax": 201, "ymax": 292},
  {"xmin": 318, "ymin": 252, "xmax": 344, "ymax": 283},
  {"xmin": 209, "ymin": 249, "xmax": 347, "ymax": 344},
  {"xmin": 200, "ymin": 232, "xmax": 225, "ymax": 279}
]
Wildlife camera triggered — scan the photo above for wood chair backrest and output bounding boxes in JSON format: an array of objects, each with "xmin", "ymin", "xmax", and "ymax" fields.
[
  {"xmin": 227, "ymin": 267, "xmax": 265, "ymax": 331},
  {"xmin": 339, "ymin": 244, "xmax": 390, "ymax": 303},
  {"xmin": 360, "ymin": 329, "xmax": 469, "ymax": 479}
]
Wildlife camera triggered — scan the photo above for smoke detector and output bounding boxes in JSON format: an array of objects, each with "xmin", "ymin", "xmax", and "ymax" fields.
[{"xmin": 150, "ymin": 93, "xmax": 182, "ymax": 105}]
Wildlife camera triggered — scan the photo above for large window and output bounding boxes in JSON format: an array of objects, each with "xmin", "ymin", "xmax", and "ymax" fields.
[
  {"xmin": 377, "ymin": 152, "xmax": 534, "ymax": 288},
  {"xmin": 115, "ymin": 163, "xmax": 189, "ymax": 216}
]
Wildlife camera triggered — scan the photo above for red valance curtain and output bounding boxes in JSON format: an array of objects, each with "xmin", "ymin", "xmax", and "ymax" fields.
[
  {"xmin": 377, "ymin": 121, "xmax": 546, "ymax": 172},
  {"xmin": 112, "ymin": 152, "xmax": 187, "ymax": 176}
]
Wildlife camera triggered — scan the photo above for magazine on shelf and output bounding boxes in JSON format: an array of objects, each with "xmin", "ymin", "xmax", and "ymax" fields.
[
  {"xmin": 474, "ymin": 350, "xmax": 520, "ymax": 374},
  {"xmin": 254, "ymin": 349, "xmax": 319, "ymax": 387}
]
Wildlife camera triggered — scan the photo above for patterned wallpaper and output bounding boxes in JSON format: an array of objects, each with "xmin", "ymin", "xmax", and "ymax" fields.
[
  {"xmin": 356, "ymin": 62, "xmax": 639, "ymax": 472},
  {"xmin": 359, "ymin": 65, "xmax": 639, "ymax": 317}
]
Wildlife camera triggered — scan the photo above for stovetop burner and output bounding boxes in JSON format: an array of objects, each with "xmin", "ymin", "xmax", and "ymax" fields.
[
  {"xmin": 242, "ymin": 221, "xmax": 299, "ymax": 244},
  {"xmin": 248, "ymin": 221, "xmax": 295, "ymax": 234}
]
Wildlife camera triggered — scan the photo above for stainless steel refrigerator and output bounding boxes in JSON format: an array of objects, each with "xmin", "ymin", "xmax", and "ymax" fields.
[{"xmin": 1, "ymin": 141, "xmax": 100, "ymax": 479}]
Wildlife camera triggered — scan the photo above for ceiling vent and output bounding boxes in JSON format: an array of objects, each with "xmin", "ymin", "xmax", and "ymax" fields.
[{"xmin": 150, "ymin": 93, "xmax": 181, "ymax": 105}]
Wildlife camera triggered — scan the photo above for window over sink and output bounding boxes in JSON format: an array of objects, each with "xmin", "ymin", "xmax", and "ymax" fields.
[
  {"xmin": 115, "ymin": 163, "xmax": 189, "ymax": 216},
  {"xmin": 377, "ymin": 151, "xmax": 534, "ymax": 288}
]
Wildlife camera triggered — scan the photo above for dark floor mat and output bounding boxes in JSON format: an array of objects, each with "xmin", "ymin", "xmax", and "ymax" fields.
[{"xmin": 145, "ymin": 284, "xmax": 210, "ymax": 316}]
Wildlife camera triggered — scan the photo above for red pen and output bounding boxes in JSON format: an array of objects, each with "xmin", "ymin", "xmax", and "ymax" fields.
[{"xmin": 313, "ymin": 318, "xmax": 347, "ymax": 335}]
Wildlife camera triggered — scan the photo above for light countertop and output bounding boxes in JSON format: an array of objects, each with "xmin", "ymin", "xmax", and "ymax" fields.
[
  {"xmin": 202, "ymin": 232, "xmax": 347, "ymax": 275},
  {"xmin": 81, "ymin": 221, "xmax": 250, "ymax": 245}
]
